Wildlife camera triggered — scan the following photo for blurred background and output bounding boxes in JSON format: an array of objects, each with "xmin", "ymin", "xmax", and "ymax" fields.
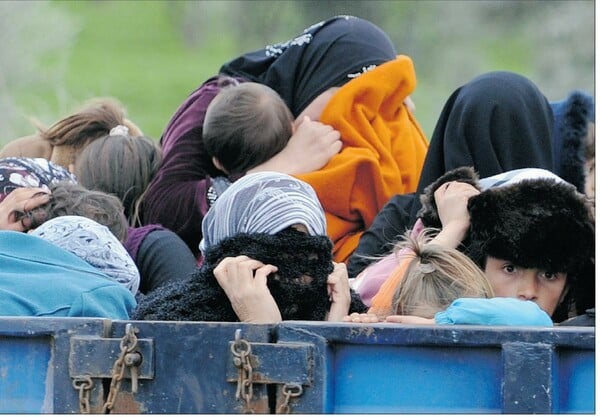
[{"xmin": 0, "ymin": 0, "xmax": 594, "ymax": 147}]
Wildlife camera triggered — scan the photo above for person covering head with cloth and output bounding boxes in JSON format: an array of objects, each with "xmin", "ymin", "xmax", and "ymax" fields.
[
  {"xmin": 221, "ymin": 15, "xmax": 429, "ymax": 263},
  {"xmin": 141, "ymin": 15, "xmax": 428, "ymax": 265},
  {"xmin": 133, "ymin": 172, "xmax": 367, "ymax": 323},
  {"xmin": 348, "ymin": 71, "xmax": 556, "ymax": 277}
]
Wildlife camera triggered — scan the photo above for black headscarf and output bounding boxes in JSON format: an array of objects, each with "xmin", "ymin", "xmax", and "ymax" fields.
[
  {"xmin": 220, "ymin": 15, "xmax": 397, "ymax": 118},
  {"xmin": 409, "ymin": 71, "xmax": 555, "ymax": 221}
]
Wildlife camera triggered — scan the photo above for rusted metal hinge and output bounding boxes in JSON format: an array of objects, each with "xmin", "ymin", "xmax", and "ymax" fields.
[{"xmin": 228, "ymin": 329, "xmax": 312, "ymax": 414}]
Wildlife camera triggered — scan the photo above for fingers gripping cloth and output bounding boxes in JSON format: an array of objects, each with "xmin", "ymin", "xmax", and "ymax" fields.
[{"xmin": 133, "ymin": 229, "xmax": 366, "ymax": 322}]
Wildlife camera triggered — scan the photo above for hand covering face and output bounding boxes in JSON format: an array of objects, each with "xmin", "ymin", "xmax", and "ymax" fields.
[
  {"xmin": 220, "ymin": 15, "xmax": 397, "ymax": 117},
  {"xmin": 200, "ymin": 171, "xmax": 327, "ymax": 254},
  {"xmin": 31, "ymin": 215, "xmax": 140, "ymax": 294}
]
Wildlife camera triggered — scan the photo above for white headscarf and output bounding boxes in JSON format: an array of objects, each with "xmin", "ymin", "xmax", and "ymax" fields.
[
  {"xmin": 479, "ymin": 167, "xmax": 567, "ymax": 190},
  {"xmin": 30, "ymin": 215, "xmax": 140, "ymax": 294},
  {"xmin": 200, "ymin": 172, "xmax": 327, "ymax": 255}
]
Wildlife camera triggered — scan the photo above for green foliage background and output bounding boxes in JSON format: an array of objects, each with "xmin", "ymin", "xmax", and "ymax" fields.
[{"xmin": 0, "ymin": 0, "xmax": 594, "ymax": 147}]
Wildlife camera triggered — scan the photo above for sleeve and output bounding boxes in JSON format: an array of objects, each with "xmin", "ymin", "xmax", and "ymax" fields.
[
  {"xmin": 137, "ymin": 230, "xmax": 198, "ymax": 294},
  {"xmin": 69, "ymin": 284, "xmax": 137, "ymax": 319},
  {"xmin": 434, "ymin": 297, "xmax": 554, "ymax": 326},
  {"xmin": 140, "ymin": 78, "xmax": 224, "ymax": 257}
]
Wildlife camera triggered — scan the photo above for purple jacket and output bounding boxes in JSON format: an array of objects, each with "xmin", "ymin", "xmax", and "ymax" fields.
[{"xmin": 141, "ymin": 76, "xmax": 245, "ymax": 257}]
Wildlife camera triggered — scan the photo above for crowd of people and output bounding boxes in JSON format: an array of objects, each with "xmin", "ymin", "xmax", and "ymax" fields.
[{"xmin": 0, "ymin": 15, "xmax": 594, "ymax": 327}]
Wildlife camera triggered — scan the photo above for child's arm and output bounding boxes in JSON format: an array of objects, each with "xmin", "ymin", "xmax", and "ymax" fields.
[{"xmin": 430, "ymin": 181, "xmax": 480, "ymax": 249}]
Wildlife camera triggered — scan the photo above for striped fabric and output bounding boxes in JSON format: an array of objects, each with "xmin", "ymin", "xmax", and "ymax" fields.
[{"xmin": 199, "ymin": 172, "xmax": 327, "ymax": 254}]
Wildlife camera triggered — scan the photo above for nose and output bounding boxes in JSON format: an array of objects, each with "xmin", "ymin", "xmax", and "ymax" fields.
[{"xmin": 517, "ymin": 272, "xmax": 538, "ymax": 301}]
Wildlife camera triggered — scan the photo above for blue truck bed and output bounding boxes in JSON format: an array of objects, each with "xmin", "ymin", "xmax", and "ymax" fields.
[{"xmin": 0, "ymin": 317, "xmax": 594, "ymax": 413}]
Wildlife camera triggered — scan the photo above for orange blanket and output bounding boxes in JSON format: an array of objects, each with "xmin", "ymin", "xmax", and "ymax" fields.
[{"xmin": 296, "ymin": 55, "xmax": 428, "ymax": 263}]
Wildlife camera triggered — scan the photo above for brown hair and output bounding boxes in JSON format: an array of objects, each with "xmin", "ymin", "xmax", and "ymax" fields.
[
  {"xmin": 26, "ymin": 182, "xmax": 128, "ymax": 242},
  {"xmin": 203, "ymin": 81, "xmax": 293, "ymax": 175},
  {"xmin": 74, "ymin": 134, "xmax": 161, "ymax": 226},
  {"xmin": 37, "ymin": 98, "xmax": 142, "ymax": 168},
  {"xmin": 392, "ymin": 228, "xmax": 494, "ymax": 318}
]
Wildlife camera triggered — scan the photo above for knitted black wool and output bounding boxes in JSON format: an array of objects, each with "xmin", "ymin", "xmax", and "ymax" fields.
[{"xmin": 132, "ymin": 228, "xmax": 367, "ymax": 322}]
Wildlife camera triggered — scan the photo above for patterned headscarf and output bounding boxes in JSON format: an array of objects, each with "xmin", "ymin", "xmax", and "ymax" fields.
[
  {"xmin": 200, "ymin": 172, "xmax": 326, "ymax": 254},
  {"xmin": 31, "ymin": 215, "xmax": 140, "ymax": 294},
  {"xmin": 220, "ymin": 15, "xmax": 397, "ymax": 117},
  {"xmin": 0, "ymin": 157, "xmax": 77, "ymax": 202}
]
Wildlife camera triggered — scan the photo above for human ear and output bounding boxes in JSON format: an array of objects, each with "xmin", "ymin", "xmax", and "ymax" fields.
[{"xmin": 212, "ymin": 156, "xmax": 228, "ymax": 174}]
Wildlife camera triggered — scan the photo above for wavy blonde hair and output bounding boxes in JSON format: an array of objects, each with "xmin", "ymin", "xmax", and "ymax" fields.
[{"xmin": 392, "ymin": 228, "xmax": 494, "ymax": 318}]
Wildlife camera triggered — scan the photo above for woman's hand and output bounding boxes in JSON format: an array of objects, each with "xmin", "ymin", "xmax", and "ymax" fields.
[
  {"xmin": 248, "ymin": 116, "xmax": 342, "ymax": 175},
  {"xmin": 213, "ymin": 256, "xmax": 282, "ymax": 323},
  {"xmin": 326, "ymin": 262, "xmax": 352, "ymax": 321},
  {"xmin": 343, "ymin": 312, "xmax": 381, "ymax": 323},
  {"xmin": 432, "ymin": 181, "xmax": 480, "ymax": 248},
  {"xmin": 385, "ymin": 315, "xmax": 435, "ymax": 325},
  {"xmin": 0, "ymin": 187, "xmax": 50, "ymax": 231}
]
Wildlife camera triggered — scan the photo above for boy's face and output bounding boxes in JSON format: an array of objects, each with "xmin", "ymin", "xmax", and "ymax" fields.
[{"xmin": 484, "ymin": 257, "xmax": 567, "ymax": 316}]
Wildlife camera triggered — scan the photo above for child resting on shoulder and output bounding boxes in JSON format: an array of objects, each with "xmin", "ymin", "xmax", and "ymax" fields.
[
  {"xmin": 344, "ymin": 228, "xmax": 552, "ymax": 326},
  {"xmin": 202, "ymin": 79, "xmax": 294, "ymax": 198}
]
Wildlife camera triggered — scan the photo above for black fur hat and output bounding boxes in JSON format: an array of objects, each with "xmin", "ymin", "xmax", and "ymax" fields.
[
  {"xmin": 416, "ymin": 166, "xmax": 481, "ymax": 229},
  {"xmin": 466, "ymin": 178, "xmax": 594, "ymax": 277},
  {"xmin": 417, "ymin": 166, "xmax": 594, "ymax": 276},
  {"xmin": 133, "ymin": 228, "xmax": 367, "ymax": 322},
  {"xmin": 416, "ymin": 166, "xmax": 595, "ymax": 320}
]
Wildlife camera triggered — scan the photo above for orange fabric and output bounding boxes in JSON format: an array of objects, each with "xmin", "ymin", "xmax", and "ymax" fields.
[
  {"xmin": 296, "ymin": 55, "xmax": 428, "ymax": 263},
  {"xmin": 368, "ymin": 256, "xmax": 413, "ymax": 318}
]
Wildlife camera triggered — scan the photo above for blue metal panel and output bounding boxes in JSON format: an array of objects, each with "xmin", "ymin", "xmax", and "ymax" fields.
[
  {"xmin": 0, "ymin": 336, "xmax": 51, "ymax": 413},
  {"xmin": 332, "ymin": 345, "xmax": 502, "ymax": 413},
  {"xmin": 0, "ymin": 317, "xmax": 594, "ymax": 413},
  {"xmin": 276, "ymin": 322, "xmax": 595, "ymax": 414},
  {"xmin": 0, "ymin": 317, "xmax": 110, "ymax": 413},
  {"xmin": 557, "ymin": 349, "xmax": 595, "ymax": 413}
]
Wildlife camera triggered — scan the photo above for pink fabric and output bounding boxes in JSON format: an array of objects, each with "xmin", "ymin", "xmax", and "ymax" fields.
[{"xmin": 356, "ymin": 218, "xmax": 425, "ymax": 306}]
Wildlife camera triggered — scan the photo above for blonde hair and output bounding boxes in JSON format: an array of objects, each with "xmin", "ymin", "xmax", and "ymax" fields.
[{"xmin": 392, "ymin": 228, "xmax": 494, "ymax": 318}]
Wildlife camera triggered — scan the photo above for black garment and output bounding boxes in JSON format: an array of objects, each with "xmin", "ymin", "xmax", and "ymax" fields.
[
  {"xmin": 347, "ymin": 71, "xmax": 556, "ymax": 276},
  {"xmin": 133, "ymin": 229, "xmax": 367, "ymax": 322},
  {"xmin": 550, "ymin": 91, "xmax": 595, "ymax": 194},
  {"xmin": 408, "ymin": 70, "xmax": 555, "ymax": 221},
  {"xmin": 346, "ymin": 193, "xmax": 414, "ymax": 278},
  {"xmin": 137, "ymin": 229, "xmax": 198, "ymax": 294},
  {"xmin": 557, "ymin": 309, "xmax": 595, "ymax": 327},
  {"xmin": 220, "ymin": 15, "xmax": 397, "ymax": 118}
]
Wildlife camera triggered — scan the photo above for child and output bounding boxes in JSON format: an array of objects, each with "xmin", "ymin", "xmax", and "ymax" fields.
[
  {"xmin": 359, "ymin": 166, "xmax": 594, "ymax": 324},
  {"xmin": 344, "ymin": 228, "xmax": 552, "ymax": 326},
  {"xmin": 73, "ymin": 129, "xmax": 197, "ymax": 294},
  {"xmin": 203, "ymin": 80, "xmax": 294, "ymax": 177},
  {"xmin": 0, "ymin": 98, "xmax": 143, "ymax": 169}
]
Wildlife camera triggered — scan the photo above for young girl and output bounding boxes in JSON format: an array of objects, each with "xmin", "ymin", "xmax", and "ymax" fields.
[
  {"xmin": 72, "ymin": 128, "xmax": 197, "ymax": 294},
  {"xmin": 355, "ymin": 167, "xmax": 594, "ymax": 325},
  {"xmin": 345, "ymin": 228, "xmax": 552, "ymax": 326}
]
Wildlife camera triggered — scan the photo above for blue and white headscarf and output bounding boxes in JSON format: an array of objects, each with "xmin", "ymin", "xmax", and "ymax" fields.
[
  {"xmin": 200, "ymin": 172, "xmax": 327, "ymax": 255},
  {"xmin": 479, "ymin": 167, "xmax": 567, "ymax": 190},
  {"xmin": 31, "ymin": 215, "xmax": 140, "ymax": 294}
]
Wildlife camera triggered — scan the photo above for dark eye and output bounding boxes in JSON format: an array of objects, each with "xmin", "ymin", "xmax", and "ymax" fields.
[
  {"xmin": 503, "ymin": 263, "xmax": 516, "ymax": 273},
  {"xmin": 542, "ymin": 271, "xmax": 559, "ymax": 281}
]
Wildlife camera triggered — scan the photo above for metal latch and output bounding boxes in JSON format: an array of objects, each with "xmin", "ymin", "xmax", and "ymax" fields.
[
  {"xmin": 228, "ymin": 329, "xmax": 312, "ymax": 413},
  {"xmin": 69, "ymin": 324, "xmax": 154, "ymax": 413}
]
